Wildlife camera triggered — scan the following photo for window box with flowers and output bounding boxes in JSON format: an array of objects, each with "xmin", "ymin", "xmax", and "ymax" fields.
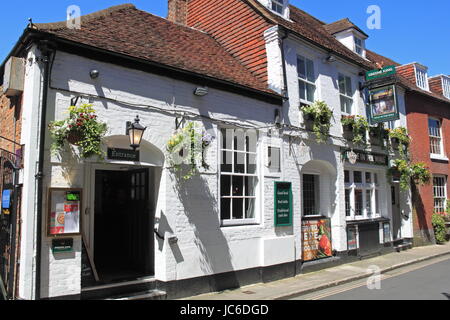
[
  {"xmin": 48, "ymin": 104, "xmax": 108, "ymax": 159},
  {"xmin": 301, "ymin": 101, "xmax": 333, "ymax": 143},
  {"xmin": 368, "ymin": 124, "xmax": 388, "ymax": 146},
  {"xmin": 166, "ymin": 121, "xmax": 213, "ymax": 180},
  {"xmin": 341, "ymin": 115, "xmax": 369, "ymax": 147}
]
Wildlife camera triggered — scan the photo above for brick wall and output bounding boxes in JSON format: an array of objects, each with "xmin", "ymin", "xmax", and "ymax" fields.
[
  {"xmin": 0, "ymin": 89, "xmax": 22, "ymax": 154},
  {"xmin": 185, "ymin": 0, "xmax": 272, "ymax": 83},
  {"xmin": 406, "ymin": 91, "xmax": 450, "ymax": 244}
]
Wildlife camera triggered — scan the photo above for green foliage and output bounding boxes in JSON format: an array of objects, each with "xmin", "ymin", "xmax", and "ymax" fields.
[
  {"xmin": 166, "ymin": 122, "xmax": 212, "ymax": 180},
  {"xmin": 301, "ymin": 101, "xmax": 333, "ymax": 143},
  {"xmin": 388, "ymin": 127, "xmax": 411, "ymax": 158},
  {"xmin": 388, "ymin": 159, "xmax": 431, "ymax": 190},
  {"xmin": 48, "ymin": 104, "xmax": 108, "ymax": 159},
  {"xmin": 432, "ymin": 213, "xmax": 448, "ymax": 244},
  {"xmin": 341, "ymin": 115, "xmax": 369, "ymax": 147}
]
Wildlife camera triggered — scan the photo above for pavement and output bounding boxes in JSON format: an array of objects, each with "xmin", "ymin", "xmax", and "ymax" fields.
[{"xmin": 184, "ymin": 242, "xmax": 450, "ymax": 300}]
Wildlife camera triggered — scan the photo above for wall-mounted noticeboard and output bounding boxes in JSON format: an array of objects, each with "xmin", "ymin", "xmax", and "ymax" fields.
[
  {"xmin": 47, "ymin": 188, "xmax": 82, "ymax": 237},
  {"xmin": 274, "ymin": 182, "xmax": 293, "ymax": 227}
]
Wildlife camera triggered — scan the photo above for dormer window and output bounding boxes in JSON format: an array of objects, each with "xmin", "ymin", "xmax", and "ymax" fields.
[
  {"xmin": 443, "ymin": 76, "xmax": 450, "ymax": 99},
  {"xmin": 415, "ymin": 67, "xmax": 429, "ymax": 91},
  {"xmin": 354, "ymin": 37, "xmax": 363, "ymax": 55},
  {"xmin": 271, "ymin": 0, "xmax": 284, "ymax": 15}
]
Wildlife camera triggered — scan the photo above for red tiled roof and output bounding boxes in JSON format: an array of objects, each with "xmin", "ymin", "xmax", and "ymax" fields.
[{"xmin": 33, "ymin": 4, "xmax": 277, "ymax": 96}]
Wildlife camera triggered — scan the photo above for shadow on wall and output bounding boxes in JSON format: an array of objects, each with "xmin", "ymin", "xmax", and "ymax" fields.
[
  {"xmin": 411, "ymin": 184, "xmax": 435, "ymax": 245},
  {"xmin": 171, "ymin": 168, "xmax": 239, "ymax": 293}
]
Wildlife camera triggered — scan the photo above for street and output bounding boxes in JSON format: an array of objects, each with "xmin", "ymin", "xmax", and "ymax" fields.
[{"xmin": 291, "ymin": 256, "xmax": 450, "ymax": 300}]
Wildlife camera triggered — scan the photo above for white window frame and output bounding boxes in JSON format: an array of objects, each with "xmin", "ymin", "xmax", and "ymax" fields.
[
  {"xmin": 443, "ymin": 76, "xmax": 450, "ymax": 100},
  {"xmin": 297, "ymin": 55, "xmax": 316, "ymax": 104},
  {"xmin": 433, "ymin": 175, "xmax": 447, "ymax": 213},
  {"xmin": 415, "ymin": 66, "xmax": 429, "ymax": 91},
  {"xmin": 219, "ymin": 128, "xmax": 259, "ymax": 226},
  {"xmin": 429, "ymin": 117, "xmax": 444, "ymax": 157},
  {"xmin": 271, "ymin": 0, "xmax": 284, "ymax": 15},
  {"xmin": 354, "ymin": 37, "xmax": 363, "ymax": 55},
  {"xmin": 339, "ymin": 73, "xmax": 353, "ymax": 115},
  {"xmin": 345, "ymin": 170, "xmax": 381, "ymax": 220}
]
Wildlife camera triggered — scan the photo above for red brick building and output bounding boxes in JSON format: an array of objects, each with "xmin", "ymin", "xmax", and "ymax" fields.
[{"xmin": 367, "ymin": 54, "xmax": 450, "ymax": 245}]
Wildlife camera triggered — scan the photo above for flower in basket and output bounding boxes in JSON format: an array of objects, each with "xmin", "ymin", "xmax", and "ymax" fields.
[{"xmin": 48, "ymin": 104, "xmax": 108, "ymax": 159}]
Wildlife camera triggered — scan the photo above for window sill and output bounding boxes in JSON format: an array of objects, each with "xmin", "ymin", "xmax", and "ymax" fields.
[
  {"xmin": 430, "ymin": 154, "xmax": 449, "ymax": 162},
  {"xmin": 221, "ymin": 220, "xmax": 259, "ymax": 228}
]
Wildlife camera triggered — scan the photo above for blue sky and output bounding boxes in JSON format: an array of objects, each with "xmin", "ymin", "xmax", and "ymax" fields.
[{"xmin": 1, "ymin": 0, "xmax": 448, "ymax": 75}]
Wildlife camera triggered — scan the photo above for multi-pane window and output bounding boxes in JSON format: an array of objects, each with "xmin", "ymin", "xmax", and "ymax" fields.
[
  {"xmin": 297, "ymin": 56, "xmax": 316, "ymax": 103},
  {"xmin": 443, "ymin": 77, "xmax": 450, "ymax": 99},
  {"xmin": 339, "ymin": 73, "xmax": 353, "ymax": 114},
  {"xmin": 303, "ymin": 174, "xmax": 320, "ymax": 216},
  {"xmin": 220, "ymin": 128, "xmax": 258, "ymax": 224},
  {"xmin": 345, "ymin": 170, "xmax": 381, "ymax": 219},
  {"xmin": 271, "ymin": 0, "xmax": 284, "ymax": 14},
  {"xmin": 415, "ymin": 67, "xmax": 429, "ymax": 90},
  {"xmin": 354, "ymin": 37, "xmax": 363, "ymax": 55},
  {"xmin": 429, "ymin": 118, "xmax": 443, "ymax": 156},
  {"xmin": 433, "ymin": 176, "xmax": 447, "ymax": 213}
]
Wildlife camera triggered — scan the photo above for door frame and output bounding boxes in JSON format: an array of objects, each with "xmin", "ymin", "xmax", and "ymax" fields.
[{"xmin": 83, "ymin": 162, "xmax": 159, "ymax": 282}]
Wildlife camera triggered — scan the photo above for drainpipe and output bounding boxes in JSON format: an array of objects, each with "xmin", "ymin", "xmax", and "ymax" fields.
[
  {"xmin": 34, "ymin": 40, "xmax": 54, "ymax": 300},
  {"xmin": 280, "ymin": 28, "xmax": 289, "ymax": 102}
]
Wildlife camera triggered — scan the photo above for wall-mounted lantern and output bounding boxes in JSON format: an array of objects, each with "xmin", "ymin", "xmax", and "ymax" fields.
[{"xmin": 126, "ymin": 115, "xmax": 147, "ymax": 151}]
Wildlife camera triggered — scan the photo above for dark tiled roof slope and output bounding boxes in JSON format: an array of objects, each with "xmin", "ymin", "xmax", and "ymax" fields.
[
  {"xmin": 34, "ymin": 4, "xmax": 276, "ymax": 95},
  {"xmin": 323, "ymin": 18, "xmax": 368, "ymax": 38},
  {"xmin": 243, "ymin": 0, "xmax": 375, "ymax": 70}
]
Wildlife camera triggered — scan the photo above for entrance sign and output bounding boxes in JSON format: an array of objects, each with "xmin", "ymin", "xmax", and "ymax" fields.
[
  {"xmin": 274, "ymin": 182, "xmax": 293, "ymax": 227},
  {"xmin": 107, "ymin": 148, "xmax": 140, "ymax": 162},
  {"xmin": 302, "ymin": 218, "xmax": 333, "ymax": 261},
  {"xmin": 366, "ymin": 65, "xmax": 396, "ymax": 81},
  {"xmin": 48, "ymin": 188, "xmax": 82, "ymax": 237},
  {"xmin": 368, "ymin": 85, "xmax": 400, "ymax": 124}
]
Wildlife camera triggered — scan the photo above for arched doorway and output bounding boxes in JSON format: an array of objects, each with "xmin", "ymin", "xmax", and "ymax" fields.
[{"xmin": 86, "ymin": 136, "xmax": 164, "ymax": 284}]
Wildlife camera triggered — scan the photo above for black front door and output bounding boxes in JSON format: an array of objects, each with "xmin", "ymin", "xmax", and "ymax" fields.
[{"xmin": 94, "ymin": 169, "xmax": 153, "ymax": 283}]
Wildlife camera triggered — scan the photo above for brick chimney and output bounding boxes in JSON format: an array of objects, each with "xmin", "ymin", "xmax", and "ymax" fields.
[{"xmin": 168, "ymin": 0, "xmax": 188, "ymax": 25}]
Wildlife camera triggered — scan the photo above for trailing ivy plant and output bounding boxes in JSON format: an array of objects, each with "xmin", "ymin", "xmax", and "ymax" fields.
[
  {"xmin": 301, "ymin": 101, "xmax": 333, "ymax": 143},
  {"xmin": 48, "ymin": 104, "xmax": 108, "ymax": 159},
  {"xmin": 166, "ymin": 121, "xmax": 213, "ymax": 180},
  {"xmin": 388, "ymin": 159, "xmax": 431, "ymax": 191},
  {"xmin": 388, "ymin": 127, "xmax": 411, "ymax": 158},
  {"xmin": 341, "ymin": 115, "xmax": 369, "ymax": 147}
]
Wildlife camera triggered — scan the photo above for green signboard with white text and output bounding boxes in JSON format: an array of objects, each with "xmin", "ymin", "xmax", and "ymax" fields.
[
  {"xmin": 366, "ymin": 65, "xmax": 396, "ymax": 81},
  {"xmin": 274, "ymin": 182, "xmax": 293, "ymax": 227}
]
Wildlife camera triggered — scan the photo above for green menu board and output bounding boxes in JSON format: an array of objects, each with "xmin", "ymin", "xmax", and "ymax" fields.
[{"xmin": 274, "ymin": 182, "xmax": 293, "ymax": 227}]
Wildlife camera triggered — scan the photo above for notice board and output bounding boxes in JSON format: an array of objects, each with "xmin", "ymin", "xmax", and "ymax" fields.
[
  {"xmin": 47, "ymin": 188, "xmax": 82, "ymax": 237},
  {"xmin": 274, "ymin": 182, "xmax": 293, "ymax": 227}
]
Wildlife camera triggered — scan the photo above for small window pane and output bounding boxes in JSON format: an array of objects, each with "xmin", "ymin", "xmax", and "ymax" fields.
[
  {"xmin": 345, "ymin": 189, "xmax": 351, "ymax": 216},
  {"xmin": 365, "ymin": 172, "xmax": 372, "ymax": 184},
  {"xmin": 221, "ymin": 151, "xmax": 232, "ymax": 172},
  {"xmin": 221, "ymin": 198, "xmax": 231, "ymax": 220},
  {"xmin": 306, "ymin": 59, "xmax": 315, "ymax": 82},
  {"xmin": 234, "ymin": 130, "xmax": 245, "ymax": 151},
  {"xmin": 354, "ymin": 171, "xmax": 362, "ymax": 183},
  {"xmin": 306, "ymin": 83, "xmax": 315, "ymax": 102},
  {"xmin": 344, "ymin": 170, "xmax": 350, "ymax": 184},
  {"xmin": 245, "ymin": 198, "xmax": 255, "ymax": 219},
  {"xmin": 234, "ymin": 152, "xmax": 245, "ymax": 173},
  {"xmin": 299, "ymin": 81, "xmax": 306, "ymax": 100},
  {"xmin": 355, "ymin": 190, "xmax": 363, "ymax": 216},
  {"xmin": 232, "ymin": 176, "xmax": 244, "ymax": 196},
  {"xmin": 245, "ymin": 177, "xmax": 256, "ymax": 197},
  {"xmin": 232, "ymin": 198, "xmax": 244, "ymax": 220},
  {"xmin": 221, "ymin": 175, "xmax": 231, "ymax": 196}
]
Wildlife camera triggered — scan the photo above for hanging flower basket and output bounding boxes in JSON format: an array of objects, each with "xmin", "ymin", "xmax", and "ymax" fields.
[{"xmin": 48, "ymin": 104, "xmax": 108, "ymax": 159}]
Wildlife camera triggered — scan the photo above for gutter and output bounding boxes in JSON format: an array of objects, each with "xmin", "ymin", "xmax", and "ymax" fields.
[{"xmin": 280, "ymin": 29, "xmax": 289, "ymax": 101}]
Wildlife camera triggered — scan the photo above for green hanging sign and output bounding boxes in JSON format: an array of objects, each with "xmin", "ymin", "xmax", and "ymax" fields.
[
  {"xmin": 274, "ymin": 182, "xmax": 293, "ymax": 227},
  {"xmin": 366, "ymin": 65, "xmax": 397, "ymax": 81}
]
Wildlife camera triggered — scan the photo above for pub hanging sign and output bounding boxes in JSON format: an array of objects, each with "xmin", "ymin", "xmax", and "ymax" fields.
[
  {"xmin": 274, "ymin": 182, "xmax": 293, "ymax": 227},
  {"xmin": 368, "ymin": 85, "xmax": 400, "ymax": 124}
]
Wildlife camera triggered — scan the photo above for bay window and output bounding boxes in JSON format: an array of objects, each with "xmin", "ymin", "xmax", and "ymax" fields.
[
  {"xmin": 220, "ymin": 128, "xmax": 258, "ymax": 225},
  {"xmin": 345, "ymin": 170, "xmax": 381, "ymax": 219}
]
